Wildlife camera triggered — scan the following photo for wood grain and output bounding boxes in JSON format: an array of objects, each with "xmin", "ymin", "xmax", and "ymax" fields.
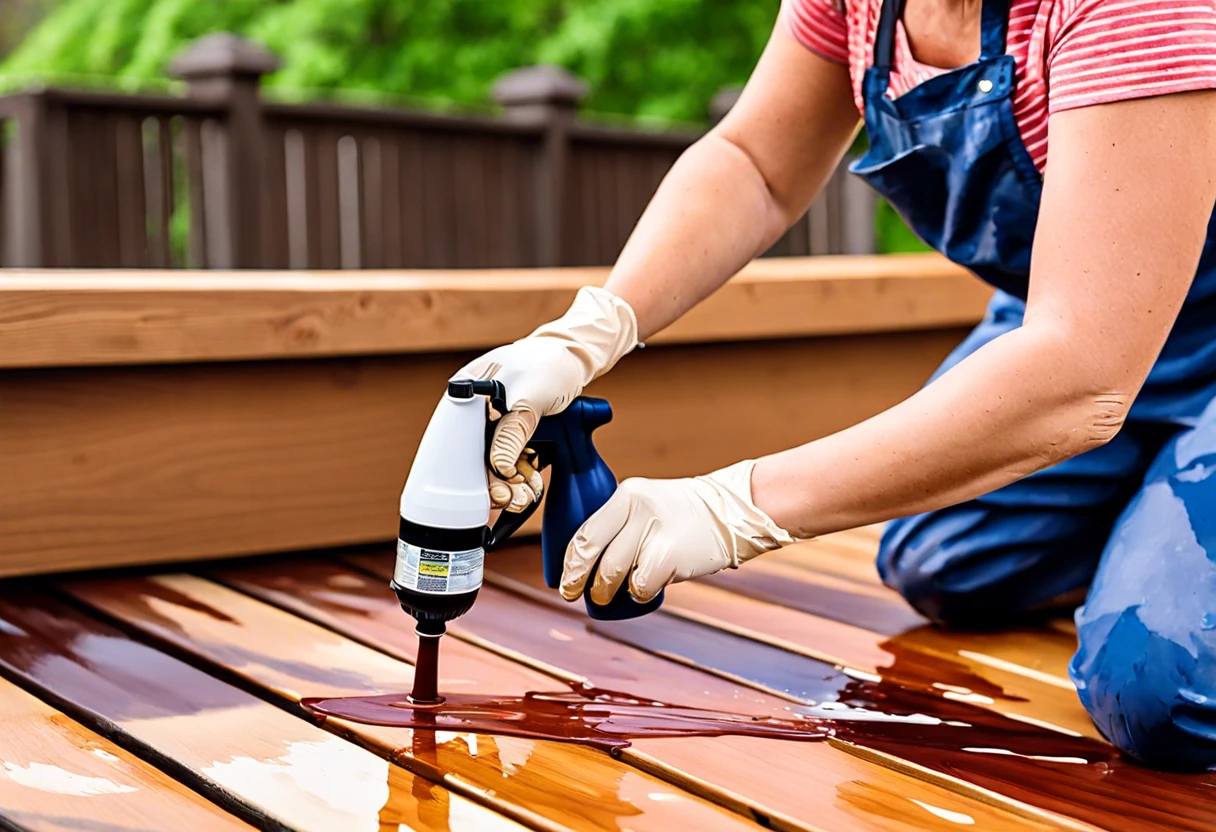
[
  {"xmin": 62, "ymin": 572, "xmax": 769, "ymax": 832},
  {"xmin": 470, "ymin": 546, "xmax": 1216, "ymax": 832},
  {"xmin": 232, "ymin": 553, "xmax": 1079, "ymax": 832},
  {"xmin": 0, "ymin": 589, "xmax": 526, "ymax": 832},
  {"xmin": 0, "ymin": 329, "xmax": 965, "ymax": 576},
  {"xmin": 0, "ymin": 674, "xmax": 251, "ymax": 832},
  {"xmin": 0, "ymin": 255, "xmax": 990, "ymax": 368}
]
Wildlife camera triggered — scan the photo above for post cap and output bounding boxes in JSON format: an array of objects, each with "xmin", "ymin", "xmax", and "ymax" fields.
[
  {"xmin": 169, "ymin": 33, "xmax": 281, "ymax": 80},
  {"xmin": 492, "ymin": 64, "xmax": 589, "ymax": 110}
]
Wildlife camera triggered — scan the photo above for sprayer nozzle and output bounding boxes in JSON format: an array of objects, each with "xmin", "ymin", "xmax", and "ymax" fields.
[{"xmin": 414, "ymin": 617, "xmax": 447, "ymax": 638}]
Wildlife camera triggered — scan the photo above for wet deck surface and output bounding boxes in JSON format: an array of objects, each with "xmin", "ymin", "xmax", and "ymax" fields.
[{"xmin": 0, "ymin": 528, "xmax": 1212, "ymax": 831}]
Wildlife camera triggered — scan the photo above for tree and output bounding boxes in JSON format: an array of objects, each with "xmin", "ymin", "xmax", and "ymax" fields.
[{"xmin": 0, "ymin": 0, "xmax": 780, "ymax": 123}]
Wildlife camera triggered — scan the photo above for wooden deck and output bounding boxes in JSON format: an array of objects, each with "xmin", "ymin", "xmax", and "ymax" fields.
[{"xmin": 0, "ymin": 529, "xmax": 1212, "ymax": 832}]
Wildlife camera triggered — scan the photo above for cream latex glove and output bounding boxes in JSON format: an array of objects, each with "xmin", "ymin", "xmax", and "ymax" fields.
[
  {"xmin": 453, "ymin": 286, "xmax": 638, "ymax": 512},
  {"xmin": 560, "ymin": 460, "xmax": 798, "ymax": 604}
]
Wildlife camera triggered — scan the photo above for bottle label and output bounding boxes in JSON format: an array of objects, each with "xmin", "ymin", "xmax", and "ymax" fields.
[{"xmin": 394, "ymin": 540, "xmax": 484, "ymax": 595}]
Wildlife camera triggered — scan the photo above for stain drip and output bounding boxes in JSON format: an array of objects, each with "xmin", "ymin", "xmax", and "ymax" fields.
[{"xmin": 408, "ymin": 633, "xmax": 442, "ymax": 705}]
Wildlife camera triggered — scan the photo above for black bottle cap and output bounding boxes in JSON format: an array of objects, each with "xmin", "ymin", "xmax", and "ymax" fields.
[{"xmin": 447, "ymin": 379, "xmax": 475, "ymax": 398}]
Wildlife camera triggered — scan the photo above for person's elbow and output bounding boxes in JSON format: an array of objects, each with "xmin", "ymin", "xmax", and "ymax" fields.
[
  {"xmin": 1035, "ymin": 390, "xmax": 1131, "ymax": 466},
  {"xmin": 1024, "ymin": 333, "xmax": 1135, "ymax": 467}
]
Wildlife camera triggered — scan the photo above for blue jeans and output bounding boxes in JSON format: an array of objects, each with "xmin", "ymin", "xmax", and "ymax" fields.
[{"xmin": 879, "ymin": 292, "xmax": 1216, "ymax": 771}]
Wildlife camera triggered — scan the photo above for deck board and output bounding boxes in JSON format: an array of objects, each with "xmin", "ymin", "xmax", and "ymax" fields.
[
  {"xmin": 0, "ymin": 529, "xmax": 1209, "ymax": 831},
  {"xmin": 474, "ymin": 545, "xmax": 1216, "ymax": 832},
  {"xmin": 334, "ymin": 553, "xmax": 1082, "ymax": 831},
  {"xmin": 0, "ymin": 674, "xmax": 251, "ymax": 832},
  {"xmin": 0, "ymin": 589, "xmax": 524, "ymax": 832},
  {"xmin": 62, "ymin": 573, "xmax": 770, "ymax": 832}
]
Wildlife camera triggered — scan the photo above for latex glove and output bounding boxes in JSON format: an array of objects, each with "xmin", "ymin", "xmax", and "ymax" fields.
[
  {"xmin": 453, "ymin": 286, "xmax": 638, "ymax": 512},
  {"xmin": 560, "ymin": 460, "xmax": 798, "ymax": 604}
]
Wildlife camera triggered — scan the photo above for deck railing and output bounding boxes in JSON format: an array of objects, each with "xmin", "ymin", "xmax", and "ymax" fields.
[{"xmin": 0, "ymin": 34, "xmax": 876, "ymax": 270}]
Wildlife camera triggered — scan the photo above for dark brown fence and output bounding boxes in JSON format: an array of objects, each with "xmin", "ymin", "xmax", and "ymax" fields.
[{"xmin": 0, "ymin": 34, "xmax": 874, "ymax": 270}]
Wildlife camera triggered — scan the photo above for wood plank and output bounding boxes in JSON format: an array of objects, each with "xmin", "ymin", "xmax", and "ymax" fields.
[
  {"xmin": 247, "ymin": 554, "xmax": 1087, "ymax": 832},
  {"xmin": 0, "ymin": 674, "xmax": 251, "ymax": 832},
  {"xmin": 0, "ymin": 589, "xmax": 525, "ymax": 832},
  {"xmin": 63, "ymin": 572, "xmax": 770, "ymax": 832},
  {"xmin": 0, "ymin": 329, "xmax": 964, "ymax": 576},
  {"xmin": 756, "ymin": 538, "xmax": 1080, "ymax": 684},
  {"xmin": 662, "ymin": 580, "xmax": 1099, "ymax": 740},
  {"xmin": 0, "ymin": 254, "xmax": 990, "ymax": 368},
  {"xmin": 468, "ymin": 546, "xmax": 1216, "ymax": 832}
]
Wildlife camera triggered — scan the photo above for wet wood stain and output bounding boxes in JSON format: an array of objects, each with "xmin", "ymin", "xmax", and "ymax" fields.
[{"xmin": 304, "ymin": 682, "xmax": 830, "ymax": 752}]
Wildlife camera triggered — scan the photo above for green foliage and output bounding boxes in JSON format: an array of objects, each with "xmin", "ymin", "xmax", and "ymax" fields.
[
  {"xmin": 1, "ymin": 0, "xmax": 780, "ymax": 122},
  {"xmin": 875, "ymin": 199, "xmax": 933, "ymax": 254}
]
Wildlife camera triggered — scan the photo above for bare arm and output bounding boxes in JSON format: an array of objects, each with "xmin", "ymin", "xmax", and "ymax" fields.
[
  {"xmin": 752, "ymin": 91, "xmax": 1216, "ymax": 538},
  {"xmin": 603, "ymin": 22, "xmax": 860, "ymax": 340}
]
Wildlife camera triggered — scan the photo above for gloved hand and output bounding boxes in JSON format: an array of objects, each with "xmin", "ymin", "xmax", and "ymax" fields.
[
  {"xmin": 559, "ymin": 460, "xmax": 798, "ymax": 604},
  {"xmin": 453, "ymin": 286, "xmax": 638, "ymax": 512}
]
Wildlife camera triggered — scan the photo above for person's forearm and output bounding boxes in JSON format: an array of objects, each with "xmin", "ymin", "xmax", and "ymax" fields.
[
  {"xmin": 751, "ymin": 323, "xmax": 1131, "ymax": 539},
  {"xmin": 603, "ymin": 134, "xmax": 796, "ymax": 341}
]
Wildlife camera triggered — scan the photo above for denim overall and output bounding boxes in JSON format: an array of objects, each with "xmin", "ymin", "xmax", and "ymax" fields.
[{"xmin": 855, "ymin": 0, "xmax": 1216, "ymax": 769}]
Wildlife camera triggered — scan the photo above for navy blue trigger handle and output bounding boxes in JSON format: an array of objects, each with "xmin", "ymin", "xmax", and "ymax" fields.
[{"xmin": 479, "ymin": 390, "xmax": 664, "ymax": 621}]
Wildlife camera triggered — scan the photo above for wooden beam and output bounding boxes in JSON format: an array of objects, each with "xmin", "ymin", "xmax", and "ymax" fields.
[
  {"xmin": 0, "ymin": 254, "xmax": 991, "ymax": 368},
  {"xmin": 0, "ymin": 328, "xmax": 968, "ymax": 576}
]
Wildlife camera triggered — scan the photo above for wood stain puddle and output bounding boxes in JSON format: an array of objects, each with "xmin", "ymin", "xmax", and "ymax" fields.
[{"xmin": 304, "ymin": 680, "xmax": 831, "ymax": 753}]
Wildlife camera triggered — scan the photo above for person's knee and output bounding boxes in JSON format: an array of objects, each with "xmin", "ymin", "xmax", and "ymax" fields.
[
  {"xmin": 1072, "ymin": 608, "xmax": 1216, "ymax": 772},
  {"xmin": 878, "ymin": 515, "xmax": 1021, "ymax": 629}
]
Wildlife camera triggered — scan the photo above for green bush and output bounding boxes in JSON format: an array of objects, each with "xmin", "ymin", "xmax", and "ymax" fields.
[{"xmin": 1, "ymin": 0, "xmax": 779, "ymax": 123}]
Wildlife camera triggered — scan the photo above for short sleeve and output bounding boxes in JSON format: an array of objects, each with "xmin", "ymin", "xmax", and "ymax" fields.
[
  {"xmin": 783, "ymin": 0, "xmax": 850, "ymax": 65},
  {"xmin": 1047, "ymin": 0, "xmax": 1216, "ymax": 113}
]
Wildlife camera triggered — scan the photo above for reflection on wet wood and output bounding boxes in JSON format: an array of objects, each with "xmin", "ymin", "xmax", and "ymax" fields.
[
  {"xmin": 0, "ymin": 674, "xmax": 251, "ymax": 832},
  {"xmin": 662, "ymin": 580, "xmax": 1099, "ymax": 740},
  {"xmin": 0, "ymin": 589, "xmax": 523, "ymax": 832},
  {"xmin": 335, "ymin": 552, "xmax": 1077, "ymax": 831},
  {"xmin": 476, "ymin": 545, "xmax": 1216, "ymax": 832},
  {"xmin": 63, "ymin": 573, "xmax": 766, "ymax": 832}
]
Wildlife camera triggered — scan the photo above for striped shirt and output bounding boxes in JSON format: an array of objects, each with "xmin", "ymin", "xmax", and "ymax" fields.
[{"xmin": 785, "ymin": 0, "xmax": 1216, "ymax": 171}]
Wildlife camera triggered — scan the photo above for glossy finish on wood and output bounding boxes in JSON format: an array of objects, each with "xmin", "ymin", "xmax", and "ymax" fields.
[
  {"xmin": 0, "ymin": 589, "xmax": 524, "ymax": 832},
  {"xmin": 242, "ymin": 554, "xmax": 1080, "ymax": 831},
  {"xmin": 478, "ymin": 545, "xmax": 1216, "ymax": 832},
  {"xmin": 0, "ymin": 675, "xmax": 251, "ymax": 832},
  {"xmin": 64, "ymin": 573, "xmax": 768, "ymax": 832}
]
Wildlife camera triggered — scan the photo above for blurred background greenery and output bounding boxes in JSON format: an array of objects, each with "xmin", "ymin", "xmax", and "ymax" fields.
[{"xmin": 0, "ymin": 0, "xmax": 926, "ymax": 252}]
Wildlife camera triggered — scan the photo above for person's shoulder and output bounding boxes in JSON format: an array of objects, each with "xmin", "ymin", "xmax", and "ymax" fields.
[{"xmin": 1044, "ymin": 0, "xmax": 1216, "ymax": 113}]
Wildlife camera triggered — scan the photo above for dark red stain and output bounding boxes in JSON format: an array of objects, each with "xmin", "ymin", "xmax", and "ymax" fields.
[
  {"xmin": 304, "ymin": 682, "xmax": 829, "ymax": 753},
  {"xmin": 224, "ymin": 552, "xmax": 1216, "ymax": 832}
]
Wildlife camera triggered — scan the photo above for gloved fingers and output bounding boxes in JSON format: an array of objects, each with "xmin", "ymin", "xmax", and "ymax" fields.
[
  {"xmin": 589, "ymin": 514, "xmax": 655, "ymax": 606},
  {"xmin": 489, "ymin": 409, "xmax": 539, "ymax": 479},
  {"xmin": 516, "ymin": 452, "xmax": 544, "ymax": 501},
  {"xmin": 490, "ymin": 450, "xmax": 543, "ymax": 513},
  {"xmin": 488, "ymin": 479, "xmax": 513, "ymax": 510},
  {"xmin": 560, "ymin": 489, "xmax": 631, "ymax": 601},
  {"xmin": 628, "ymin": 539, "xmax": 677, "ymax": 603},
  {"xmin": 451, "ymin": 355, "xmax": 502, "ymax": 383}
]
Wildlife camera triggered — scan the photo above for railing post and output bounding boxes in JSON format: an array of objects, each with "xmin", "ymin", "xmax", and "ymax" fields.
[
  {"xmin": 493, "ymin": 65, "xmax": 588, "ymax": 268},
  {"xmin": 5, "ymin": 91, "xmax": 52, "ymax": 267},
  {"xmin": 170, "ymin": 34, "xmax": 279, "ymax": 269}
]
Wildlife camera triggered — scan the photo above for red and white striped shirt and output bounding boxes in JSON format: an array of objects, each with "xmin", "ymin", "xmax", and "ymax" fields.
[{"xmin": 785, "ymin": 0, "xmax": 1216, "ymax": 171}]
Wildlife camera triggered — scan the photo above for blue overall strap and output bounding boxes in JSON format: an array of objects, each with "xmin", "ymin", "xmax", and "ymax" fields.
[
  {"xmin": 979, "ymin": 0, "xmax": 1012, "ymax": 58},
  {"xmin": 872, "ymin": 0, "xmax": 906, "ymax": 74}
]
